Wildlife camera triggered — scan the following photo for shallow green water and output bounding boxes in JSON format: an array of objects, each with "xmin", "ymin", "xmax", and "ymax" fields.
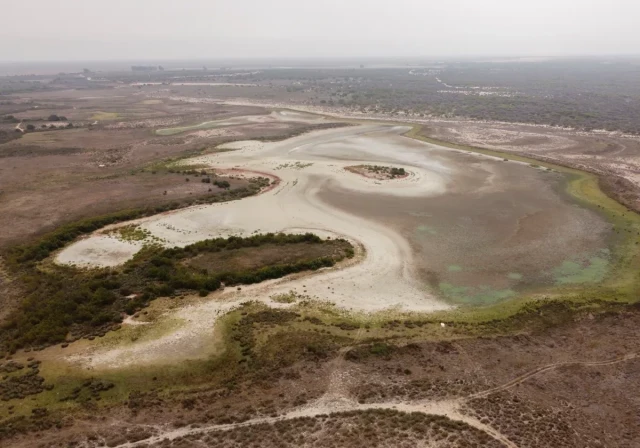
[
  {"xmin": 553, "ymin": 252, "xmax": 610, "ymax": 285},
  {"xmin": 439, "ymin": 282, "xmax": 516, "ymax": 305}
]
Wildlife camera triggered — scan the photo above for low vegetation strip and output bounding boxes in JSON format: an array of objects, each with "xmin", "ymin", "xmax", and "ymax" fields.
[
  {"xmin": 6, "ymin": 176, "xmax": 271, "ymax": 265},
  {"xmin": 0, "ymin": 233, "xmax": 353, "ymax": 354},
  {"xmin": 119, "ymin": 409, "xmax": 503, "ymax": 448}
]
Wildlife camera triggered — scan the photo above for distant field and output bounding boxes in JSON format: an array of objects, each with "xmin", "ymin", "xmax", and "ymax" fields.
[
  {"xmin": 156, "ymin": 119, "xmax": 228, "ymax": 135},
  {"xmin": 91, "ymin": 111, "xmax": 120, "ymax": 120}
]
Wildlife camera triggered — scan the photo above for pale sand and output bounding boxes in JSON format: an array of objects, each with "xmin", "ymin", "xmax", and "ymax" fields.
[
  {"xmin": 59, "ymin": 124, "xmax": 460, "ymax": 369},
  {"xmin": 155, "ymin": 110, "xmax": 329, "ymax": 135},
  {"xmin": 57, "ymin": 124, "xmax": 452, "ymax": 313},
  {"xmin": 55, "ymin": 235, "xmax": 142, "ymax": 268}
]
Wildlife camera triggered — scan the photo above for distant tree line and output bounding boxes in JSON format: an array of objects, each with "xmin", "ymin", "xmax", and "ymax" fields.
[{"xmin": 131, "ymin": 66, "xmax": 161, "ymax": 72}]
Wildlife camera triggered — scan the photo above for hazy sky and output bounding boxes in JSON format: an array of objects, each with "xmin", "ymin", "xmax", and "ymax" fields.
[{"xmin": 3, "ymin": 0, "xmax": 640, "ymax": 61}]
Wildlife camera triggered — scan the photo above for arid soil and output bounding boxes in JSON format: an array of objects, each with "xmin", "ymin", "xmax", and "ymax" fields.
[
  {"xmin": 0, "ymin": 88, "xmax": 339, "ymax": 248},
  {"xmin": 56, "ymin": 122, "xmax": 611, "ymax": 308},
  {"xmin": 6, "ymin": 306, "xmax": 639, "ymax": 448},
  {"xmin": 205, "ymin": 94, "xmax": 640, "ymax": 212},
  {"xmin": 36, "ymin": 121, "xmax": 611, "ymax": 376},
  {"xmin": 2, "ymin": 83, "xmax": 639, "ymax": 448}
]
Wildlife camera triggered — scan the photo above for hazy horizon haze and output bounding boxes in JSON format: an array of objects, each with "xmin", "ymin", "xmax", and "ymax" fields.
[{"xmin": 3, "ymin": 0, "xmax": 640, "ymax": 61}]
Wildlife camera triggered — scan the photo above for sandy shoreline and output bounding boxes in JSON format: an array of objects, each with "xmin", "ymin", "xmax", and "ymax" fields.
[
  {"xmin": 59, "ymin": 123, "xmax": 459, "ymax": 368},
  {"xmin": 58, "ymin": 124, "xmax": 453, "ymax": 312},
  {"xmin": 57, "ymin": 120, "xmax": 611, "ymax": 369}
]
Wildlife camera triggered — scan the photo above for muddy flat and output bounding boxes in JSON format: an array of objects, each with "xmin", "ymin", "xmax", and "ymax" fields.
[
  {"xmin": 155, "ymin": 110, "xmax": 329, "ymax": 135},
  {"xmin": 57, "ymin": 123, "xmax": 612, "ymax": 308}
]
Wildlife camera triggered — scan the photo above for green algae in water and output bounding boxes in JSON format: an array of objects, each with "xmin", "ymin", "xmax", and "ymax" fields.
[
  {"xmin": 472, "ymin": 288, "xmax": 515, "ymax": 304},
  {"xmin": 448, "ymin": 265, "xmax": 463, "ymax": 272},
  {"xmin": 553, "ymin": 256, "xmax": 609, "ymax": 285},
  {"xmin": 439, "ymin": 282, "xmax": 515, "ymax": 305},
  {"xmin": 410, "ymin": 211, "xmax": 433, "ymax": 218},
  {"xmin": 439, "ymin": 282, "xmax": 468, "ymax": 299},
  {"xmin": 507, "ymin": 272, "xmax": 523, "ymax": 280},
  {"xmin": 416, "ymin": 225, "xmax": 437, "ymax": 235}
]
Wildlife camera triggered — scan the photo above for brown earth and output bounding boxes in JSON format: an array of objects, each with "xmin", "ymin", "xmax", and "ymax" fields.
[
  {"xmin": 3, "ymin": 304, "xmax": 639, "ymax": 447},
  {"xmin": 0, "ymin": 89, "xmax": 346, "ymax": 248},
  {"xmin": 2, "ymin": 85, "xmax": 640, "ymax": 448},
  {"xmin": 186, "ymin": 240, "xmax": 352, "ymax": 273},
  {"xmin": 0, "ymin": 88, "xmax": 344, "ymax": 325},
  {"xmin": 417, "ymin": 122, "xmax": 640, "ymax": 214}
]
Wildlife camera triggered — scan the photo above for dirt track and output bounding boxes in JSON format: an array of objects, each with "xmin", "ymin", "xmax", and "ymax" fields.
[{"xmin": 113, "ymin": 348, "xmax": 637, "ymax": 448}]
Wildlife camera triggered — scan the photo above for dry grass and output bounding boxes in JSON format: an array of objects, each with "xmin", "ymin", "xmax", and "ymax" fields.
[
  {"xmin": 144, "ymin": 410, "xmax": 502, "ymax": 448},
  {"xmin": 185, "ymin": 240, "xmax": 352, "ymax": 273}
]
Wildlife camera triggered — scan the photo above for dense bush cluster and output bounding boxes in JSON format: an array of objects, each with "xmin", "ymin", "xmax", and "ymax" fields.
[
  {"xmin": 157, "ymin": 409, "xmax": 502, "ymax": 448},
  {"xmin": 362, "ymin": 165, "xmax": 406, "ymax": 178},
  {"xmin": 1, "ymin": 232, "xmax": 353, "ymax": 353},
  {"xmin": 0, "ymin": 129, "xmax": 20, "ymax": 145},
  {"xmin": 59, "ymin": 378, "xmax": 115, "ymax": 402},
  {"xmin": 249, "ymin": 61, "xmax": 640, "ymax": 133},
  {"xmin": 465, "ymin": 393, "xmax": 580, "ymax": 448},
  {"xmin": 2, "ymin": 115, "xmax": 20, "ymax": 124},
  {"xmin": 47, "ymin": 114, "xmax": 67, "ymax": 122},
  {"xmin": 128, "ymin": 233, "xmax": 348, "ymax": 306},
  {"xmin": 213, "ymin": 179, "xmax": 231, "ymax": 189},
  {"xmin": 0, "ymin": 408, "xmax": 62, "ymax": 441},
  {"xmin": 0, "ymin": 359, "xmax": 51, "ymax": 401},
  {"xmin": 345, "ymin": 342, "xmax": 396, "ymax": 361}
]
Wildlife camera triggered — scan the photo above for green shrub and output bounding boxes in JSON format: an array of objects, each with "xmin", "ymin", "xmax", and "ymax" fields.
[{"xmin": 1, "ymin": 231, "xmax": 353, "ymax": 352}]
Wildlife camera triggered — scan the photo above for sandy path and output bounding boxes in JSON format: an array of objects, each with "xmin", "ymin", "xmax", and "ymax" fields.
[
  {"xmin": 114, "ymin": 399, "xmax": 515, "ymax": 448},
  {"xmin": 468, "ymin": 352, "xmax": 638, "ymax": 399},
  {"xmin": 113, "ymin": 350, "xmax": 638, "ymax": 448}
]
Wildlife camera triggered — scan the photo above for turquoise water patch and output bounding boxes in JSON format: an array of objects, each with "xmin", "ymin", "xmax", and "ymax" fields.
[
  {"xmin": 410, "ymin": 212, "xmax": 433, "ymax": 218},
  {"xmin": 448, "ymin": 265, "xmax": 463, "ymax": 272},
  {"xmin": 507, "ymin": 272, "xmax": 523, "ymax": 280},
  {"xmin": 472, "ymin": 288, "xmax": 515, "ymax": 304},
  {"xmin": 439, "ymin": 282, "xmax": 469, "ymax": 298},
  {"xmin": 553, "ymin": 256, "xmax": 609, "ymax": 285},
  {"xmin": 439, "ymin": 282, "xmax": 515, "ymax": 305},
  {"xmin": 417, "ymin": 225, "xmax": 437, "ymax": 235}
]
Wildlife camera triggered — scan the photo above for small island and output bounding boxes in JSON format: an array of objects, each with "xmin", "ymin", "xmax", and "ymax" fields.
[{"xmin": 346, "ymin": 164, "xmax": 409, "ymax": 180}]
